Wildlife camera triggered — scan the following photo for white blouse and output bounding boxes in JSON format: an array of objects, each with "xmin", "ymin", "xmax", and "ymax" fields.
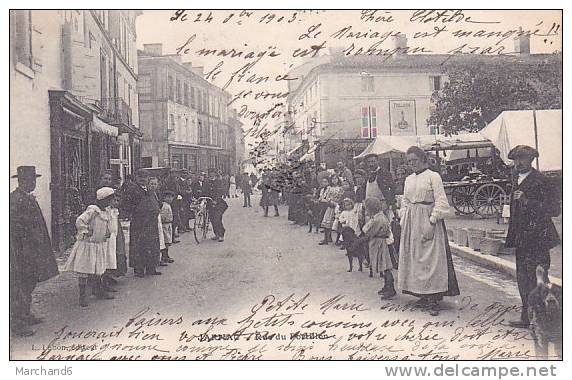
[{"xmin": 400, "ymin": 169, "xmax": 450, "ymax": 223}]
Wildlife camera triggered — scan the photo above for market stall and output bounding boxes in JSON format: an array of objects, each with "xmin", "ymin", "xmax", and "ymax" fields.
[
  {"xmin": 355, "ymin": 133, "xmax": 507, "ymax": 218},
  {"xmin": 480, "ymin": 109, "xmax": 562, "ymax": 172}
]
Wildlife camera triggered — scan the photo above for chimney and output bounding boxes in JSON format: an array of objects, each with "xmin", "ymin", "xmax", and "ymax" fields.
[
  {"xmin": 143, "ymin": 43, "xmax": 163, "ymax": 56},
  {"xmin": 514, "ymin": 29, "xmax": 530, "ymax": 55},
  {"xmin": 328, "ymin": 46, "xmax": 344, "ymax": 56},
  {"xmin": 391, "ymin": 34, "xmax": 408, "ymax": 55},
  {"xmin": 191, "ymin": 66, "xmax": 204, "ymax": 78}
]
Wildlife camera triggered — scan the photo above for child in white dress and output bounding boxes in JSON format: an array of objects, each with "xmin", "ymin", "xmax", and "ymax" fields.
[
  {"xmin": 64, "ymin": 187, "xmax": 116, "ymax": 307},
  {"xmin": 160, "ymin": 191, "xmax": 175, "ymax": 265},
  {"xmin": 338, "ymin": 198, "xmax": 361, "ymax": 248}
]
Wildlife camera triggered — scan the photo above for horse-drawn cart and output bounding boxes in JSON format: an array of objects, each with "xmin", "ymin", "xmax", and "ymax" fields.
[{"xmin": 446, "ymin": 176, "xmax": 511, "ymax": 218}]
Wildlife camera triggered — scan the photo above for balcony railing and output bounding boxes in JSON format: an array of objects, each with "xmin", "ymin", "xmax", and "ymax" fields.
[{"xmin": 101, "ymin": 97, "xmax": 133, "ymax": 126}]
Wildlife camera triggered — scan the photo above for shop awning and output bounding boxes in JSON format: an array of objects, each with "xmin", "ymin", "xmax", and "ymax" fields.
[
  {"xmin": 286, "ymin": 143, "xmax": 305, "ymax": 158},
  {"xmin": 480, "ymin": 109, "xmax": 562, "ymax": 172},
  {"xmin": 300, "ymin": 145, "xmax": 318, "ymax": 162},
  {"xmin": 354, "ymin": 133, "xmax": 493, "ymax": 159},
  {"xmin": 92, "ymin": 115, "xmax": 118, "ymax": 137}
]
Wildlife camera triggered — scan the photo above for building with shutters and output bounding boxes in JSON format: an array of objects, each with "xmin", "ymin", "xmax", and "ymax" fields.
[
  {"xmin": 284, "ymin": 35, "xmax": 555, "ymax": 168},
  {"xmin": 138, "ymin": 44, "xmax": 238, "ymax": 174},
  {"xmin": 10, "ymin": 10, "xmax": 142, "ymax": 252}
]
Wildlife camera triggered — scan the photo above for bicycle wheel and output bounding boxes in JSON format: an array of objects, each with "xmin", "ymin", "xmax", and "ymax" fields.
[
  {"xmin": 201, "ymin": 209, "xmax": 210, "ymax": 239},
  {"xmin": 194, "ymin": 211, "xmax": 203, "ymax": 244}
]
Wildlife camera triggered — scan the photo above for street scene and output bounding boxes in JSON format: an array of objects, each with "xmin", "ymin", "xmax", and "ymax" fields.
[
  {"xmin": 8, "ymin": 194, "xmax": 561, "ymax": 360},
  {"xmin": 9, "ymin": 10, "xmax": 562, "ymax": 361}
]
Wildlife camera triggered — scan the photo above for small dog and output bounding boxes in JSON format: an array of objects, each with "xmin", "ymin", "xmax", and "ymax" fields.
[
  {"xmin": 528, "ymin": 266, "xmax": 562, "ymax": 359},
  {"xmin": 341, "ymin": 226, "xmax": 371, "ymax": 276}
]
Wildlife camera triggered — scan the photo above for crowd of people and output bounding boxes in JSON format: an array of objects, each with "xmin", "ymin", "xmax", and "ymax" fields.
[
  {"xmin": 254, "ymin": 149, "xmax": 460, "ymax": 315},
  {"xmin": 9, "ymin": 142, "xmax": 560, "ymax": 336}
]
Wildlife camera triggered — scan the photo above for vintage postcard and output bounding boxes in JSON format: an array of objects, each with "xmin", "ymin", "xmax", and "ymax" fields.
[{"xmin": 9, "ymin": 9, "xmax": 563, "ymax": 365}]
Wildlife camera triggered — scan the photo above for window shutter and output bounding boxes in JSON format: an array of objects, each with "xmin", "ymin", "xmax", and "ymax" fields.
[
  {"xmin": 361, "ymin": 106, "xmax": 369, "ymax": 138},
  {"xmin": 371, "ymin": 107, "xmax": 377, "ymax": 137}
]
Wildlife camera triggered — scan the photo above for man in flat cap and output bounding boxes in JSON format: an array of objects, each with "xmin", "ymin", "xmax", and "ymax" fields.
[
  {"xmin": 505, "ymin": 145, "xmax": 561, "ymax": 328},
  {"xmin": 10, "ymin": 166, "xmax": 59, "ymax": 336}
]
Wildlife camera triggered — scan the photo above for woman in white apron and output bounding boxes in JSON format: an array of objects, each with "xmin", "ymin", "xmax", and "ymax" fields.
[{"xmin": 398, "ymin": 146, "xmax": 460, "ymax": 316}]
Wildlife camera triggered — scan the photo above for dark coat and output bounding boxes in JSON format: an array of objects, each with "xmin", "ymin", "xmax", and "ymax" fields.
[
  {"xmin": 260, "ymin": 182, "xmax": 280, "ymax": 206},
  {"xmin": 355, "ymin": 184, "xmax": 367, "ymax": 203},
  {"xmin": 505, "ymin": 169, "xmax": 561, "ymax": 252},
  {"xmin": 239, "ymin": 175, "xmax": 252, "ymax": 194},
  {"xmin": 190, "ymin": 180, "xmax": 203, "ymax": 199},
  {"xmin": 9, "ymin": 188, "xmax": 59, "ymax": 283},
  {"xmin": 368, "ymin": 168, "xmax": 397, "ymax": 206},
  {"xmin": 202, "ymin": 178, "xmax": 228, "ymax": 212},
  {"xmin": 121, "ymin": 183, "xmax": 160, "ymax": 268}
]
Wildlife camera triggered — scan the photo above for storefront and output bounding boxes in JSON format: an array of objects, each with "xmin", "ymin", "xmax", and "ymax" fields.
[
  {"xmin": 90, "ymin": 115, "xmax": 120, "ymax": 187},
  {"xmin": 169, "ymin": 144, "xmax": 200, "ymax": 172},
  {"xmin": 48, "ymin": 90, "xmax": 92, "ymax": 252}
]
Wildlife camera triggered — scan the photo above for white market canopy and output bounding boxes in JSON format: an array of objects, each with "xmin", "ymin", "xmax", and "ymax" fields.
[
  {"xmin": 354, "ymin": 133, "xmax": 492, "ymax": 161},
  {"xmin": 300, "ymin": 145, "xmax": 318, "ymax": 162},
  {"xmin": 480, "ymin": 110, "xmax": 562, "ymax": 172}
]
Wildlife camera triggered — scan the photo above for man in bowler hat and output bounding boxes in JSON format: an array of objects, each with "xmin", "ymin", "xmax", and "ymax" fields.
[
  {"xmin": 120, "ymin": 169, "xmax": 162, "ymax": 277},
  {"xmin": 10, "ymin": 166, "xmax": 59, "ymax": 336},
  {"xmin": 505, "ymin": 145, "xmax": 561, "ymax": 328}
]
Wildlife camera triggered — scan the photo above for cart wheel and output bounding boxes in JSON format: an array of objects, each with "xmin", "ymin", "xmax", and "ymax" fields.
[
  {"xmin": 451, "ymin": 186, "xmax": 476, "ymax": 215},
  {"xmin": 473, "ymin": 183, "xmax": 506, "ymax": 218}
]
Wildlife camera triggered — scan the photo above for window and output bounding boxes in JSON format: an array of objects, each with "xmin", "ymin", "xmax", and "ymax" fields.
[
  {"xmin": 86, "ymin": 32, "xmax": 96, "ymax": 49},
  {"xmin": 168, "ymin": 76, "xmax": 174, "ymax": 101},
  {"xmin": 361, "ymin": 75, "xmax": 374, "ymax": 92},
  {"xmin": 183, "ymin": 83, "xmax": 189, "ymax": 106},
  {"xmin": 199, "ymin": 120, "xmax": 210, "ymax": 145},
  {"xmin": 429, "ymin": 75, "xmax": 441, "ymax": 91},
  {"xmin": 138, "ymin": 74, "xmax": 151, "ymax": 95},
  {"xmin": 177, "ymin": 115, "xmax": 182, "ymax": 141},
  {"xmin": 185, "ymin": 118, "xmax": 190, "ymax": 142},
  {"xmin": 191, "ymin": 87, "xmax": 196, "ymax": 108},
  {"xmin": 361, "ymin": 106, "xmax": 377, "ymax": 138},
  {"xmin": 12, "ymin": 10, "xmax": 32, "ymax": 69},
  {"xmin": 169, "ymin": 114, "xmax": 175, "ymax": 139},
  {"xmin": 212, "ymin": 124, "xmax": 218, "ymax": 145},
  {"xmin": 100, "ymin": 52, "xmax": 109, "ymax": 100},
  {"xmin": 176, "ymin": 79, "xmax": 182, "ymax": 103}
]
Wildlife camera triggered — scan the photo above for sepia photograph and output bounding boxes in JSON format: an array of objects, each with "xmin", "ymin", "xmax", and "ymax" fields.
[{"xmin": 8, "ymin": 8, "xmax": 564, "ymax": 367}]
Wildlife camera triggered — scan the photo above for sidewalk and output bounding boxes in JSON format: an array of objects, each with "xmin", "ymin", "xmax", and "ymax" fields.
[{"xmin": 446, "ymin": 214, "xmax": 562, "ymax": 286}]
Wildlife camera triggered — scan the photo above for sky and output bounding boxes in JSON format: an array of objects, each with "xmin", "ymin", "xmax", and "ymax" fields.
[{"xmin": 135, "ymin": 10, "xmax": 562, "ymax": 138}]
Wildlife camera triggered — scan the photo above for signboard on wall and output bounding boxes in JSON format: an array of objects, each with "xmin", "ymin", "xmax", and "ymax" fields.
[{"xmin": 389, "ymin": 100, "xmax": 417, "ymax": 136}]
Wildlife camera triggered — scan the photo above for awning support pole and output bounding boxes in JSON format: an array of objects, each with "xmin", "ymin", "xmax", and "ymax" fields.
[{"xmin": 532, "ymin": 109, "xmax": 540, "ymax": 171}]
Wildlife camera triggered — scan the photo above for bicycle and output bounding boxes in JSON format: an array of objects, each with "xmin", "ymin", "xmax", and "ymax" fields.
[{"xmin": 190, "ymin": 196, "xmax": 213, "ymax": 244}]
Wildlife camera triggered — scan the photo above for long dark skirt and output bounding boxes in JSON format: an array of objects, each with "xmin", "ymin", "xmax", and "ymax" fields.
[
  {"xmin": 288, "ymin": 193, "xmax": 303, "ymax": 222},
  {"xmin": 402, "ymin": 220, "xmax": 460, "ymax": 298}
]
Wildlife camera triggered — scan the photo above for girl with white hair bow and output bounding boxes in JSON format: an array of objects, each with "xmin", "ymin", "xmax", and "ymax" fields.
[{"xmin": 64, "ymin": 187, "xmax": 116, "ymax": 307}]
